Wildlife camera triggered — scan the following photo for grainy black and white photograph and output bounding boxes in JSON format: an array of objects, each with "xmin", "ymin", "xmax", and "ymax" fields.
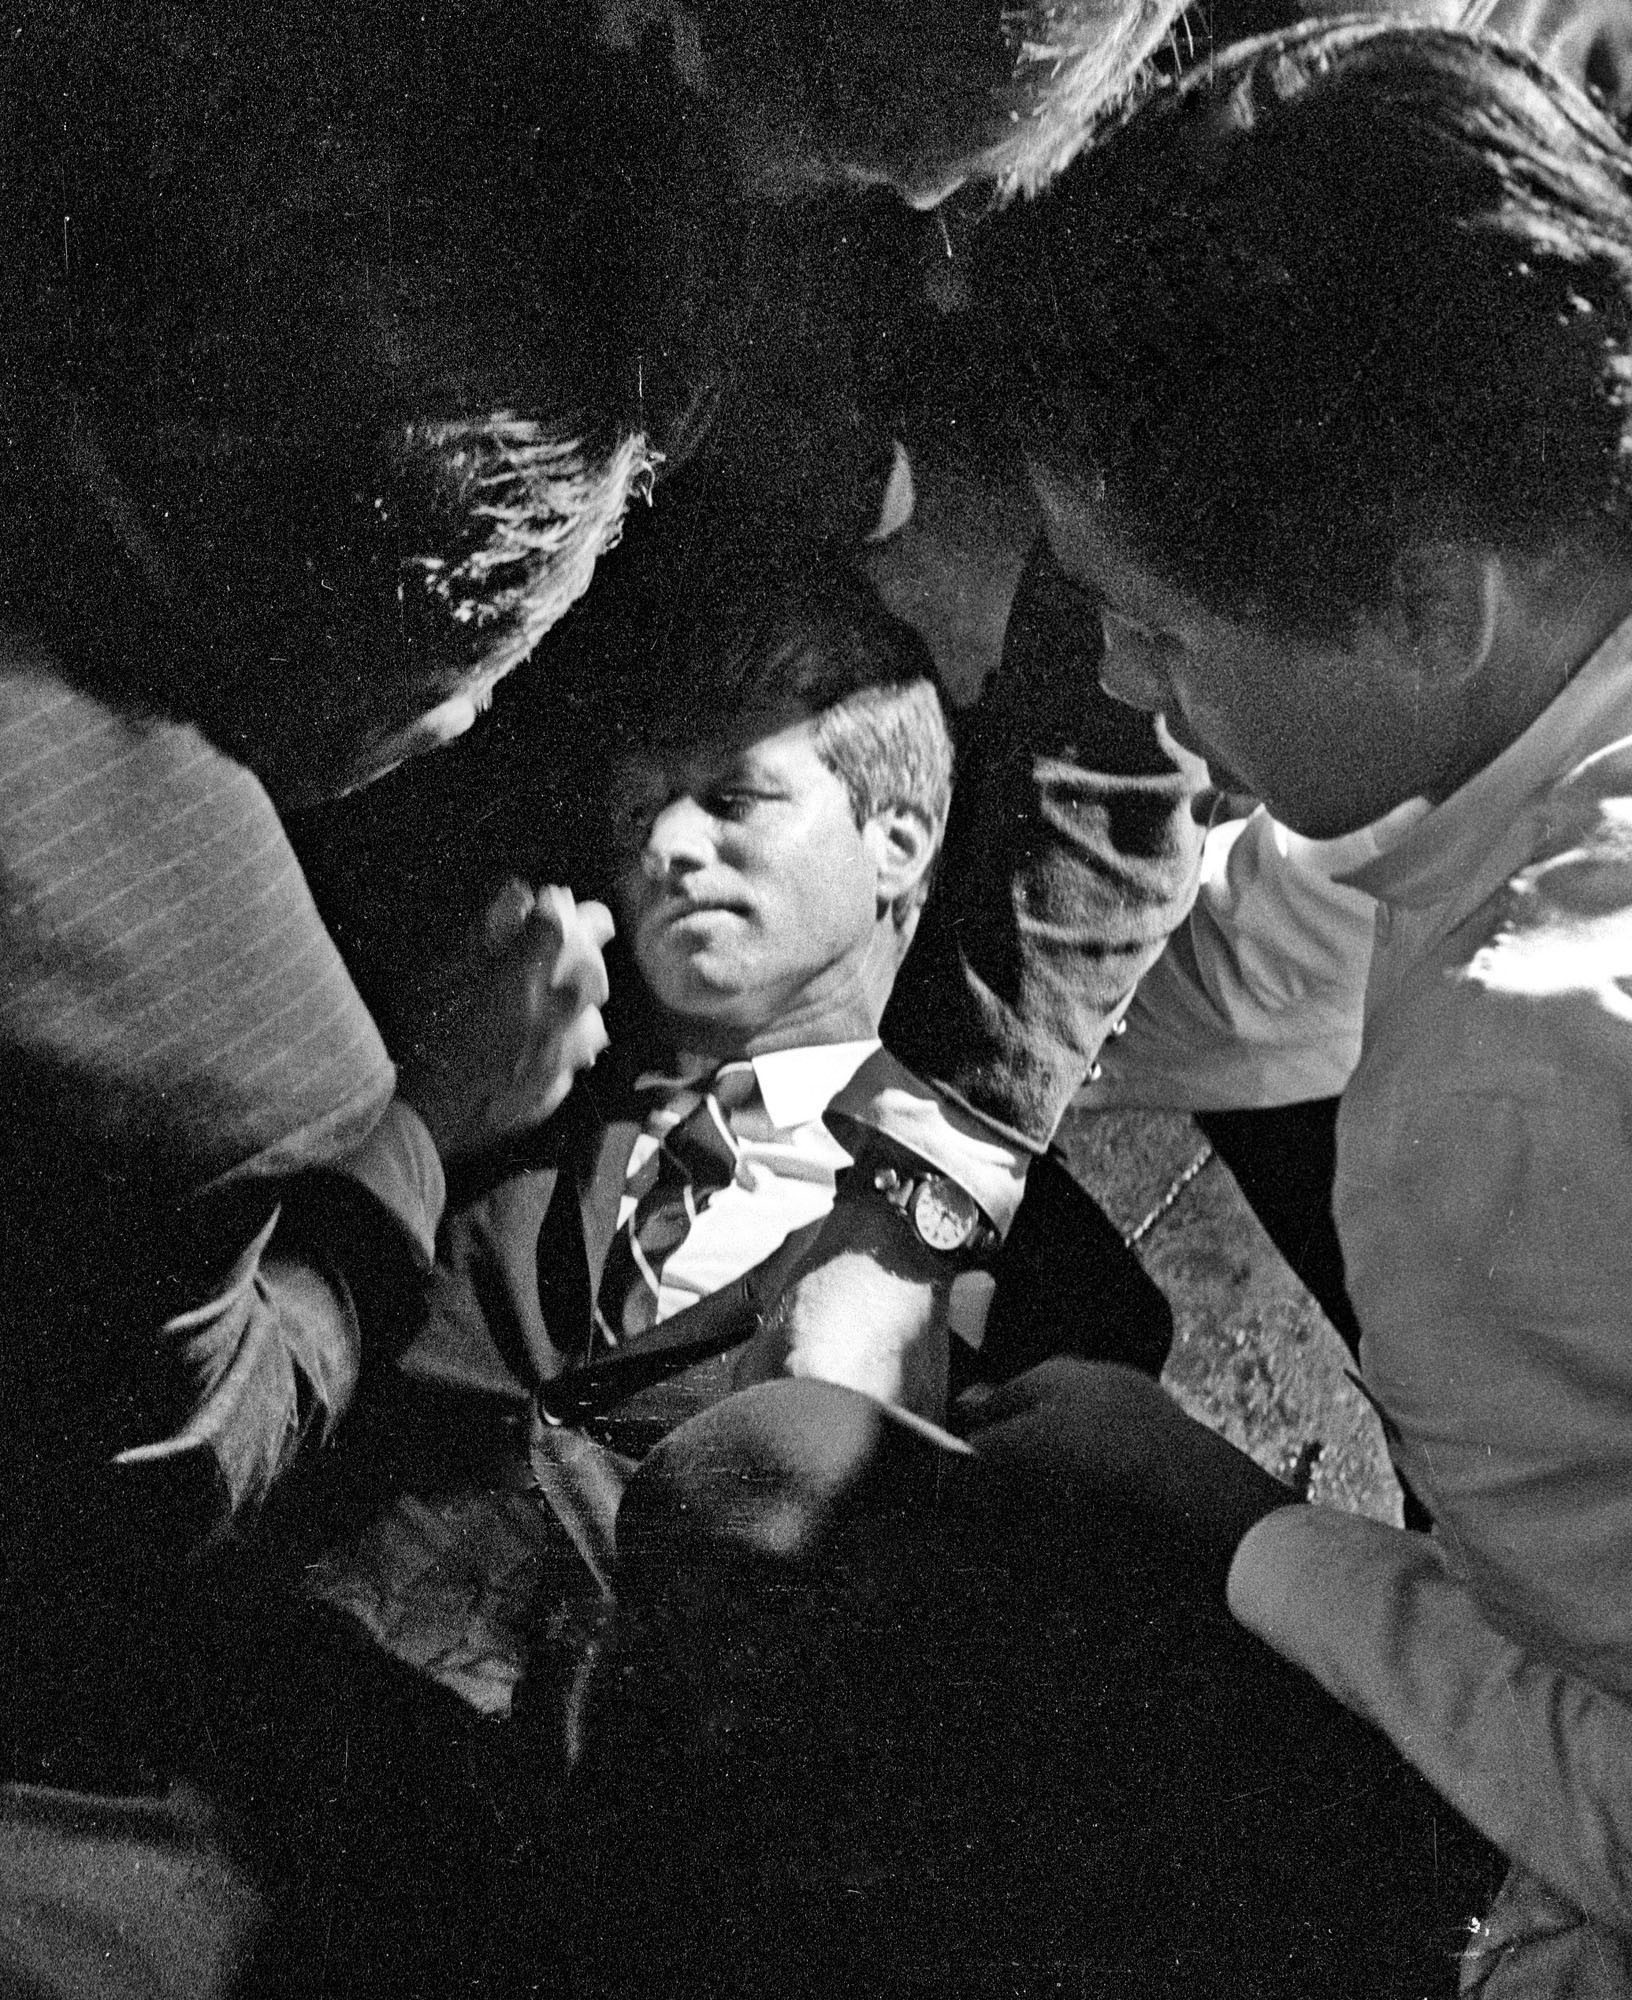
[{"xmin": 3, "ymin": 0, "xmax": 1632, "ymax": 1992}]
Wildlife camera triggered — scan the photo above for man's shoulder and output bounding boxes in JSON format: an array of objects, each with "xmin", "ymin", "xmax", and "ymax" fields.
[
  {"xmin": 1461, "ymin": 739, "xmax": 1632, "ymax": 1014},
  {"xmin": 1361, "ymin": 741, "xmax": 1632, "ymax": 1117},
  {"xmin": 0, "ymin": 622, "xmax": 395, "ymax": 1192}
]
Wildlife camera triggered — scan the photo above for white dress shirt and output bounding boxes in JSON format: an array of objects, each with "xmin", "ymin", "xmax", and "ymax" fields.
[
  {"xmin": 622, "ymin": 1039, "xmax": 994, "ymax": 1419},
  {"xmin": 624, "ymin": 1040, "xmax": 883, "ymax": 1324},
  {"xmin": 1087, "ymin": 613, "xmax": 1632, "ymax": 1991}
]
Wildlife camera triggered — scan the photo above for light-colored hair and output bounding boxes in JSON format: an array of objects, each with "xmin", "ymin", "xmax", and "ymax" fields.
[{"xmin": 614, "ymin": 0, "xmax": 1187, "ymax": 201}]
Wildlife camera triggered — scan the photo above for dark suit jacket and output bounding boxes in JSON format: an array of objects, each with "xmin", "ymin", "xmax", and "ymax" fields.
[
  {"xmin": 402, "ymin": 1080, "xmax": 641, "ymax": 1419},
  {"xmin": 388, "ymin": 1055, "xmax": 1175, "ymax": 1487}
]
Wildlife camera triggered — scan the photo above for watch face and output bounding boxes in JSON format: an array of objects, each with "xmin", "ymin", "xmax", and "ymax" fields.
[{"xmin": 910, "ymin": 1175, "xmax": 979, "ymax": 1253}]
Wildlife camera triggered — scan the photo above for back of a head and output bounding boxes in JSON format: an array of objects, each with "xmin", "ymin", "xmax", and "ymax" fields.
[
  {"xmin": 999, "ymin": 21, "xmax": 1632, "ymax": 635},
  {"xmin": 0, "ymin": 1, "xmax": 654, "ymax": 803},
  {"xmin": 602, "ymin": 0, "xmax": 1187, "ymax": 203}
]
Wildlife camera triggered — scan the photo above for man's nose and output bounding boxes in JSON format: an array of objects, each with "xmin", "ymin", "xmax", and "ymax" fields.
[
  {"xmin": 1097, "ymin": 610, "xmax": 1173, "ymax": 714},
  {"xmin": 642, "ymin": 795, "xmax": 716, "ymax": 879}
]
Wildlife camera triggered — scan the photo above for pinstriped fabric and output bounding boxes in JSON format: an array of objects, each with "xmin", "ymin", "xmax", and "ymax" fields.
[{"xmin": 0, "ymin": 633, "xmax": 393, "ymax": 1194}]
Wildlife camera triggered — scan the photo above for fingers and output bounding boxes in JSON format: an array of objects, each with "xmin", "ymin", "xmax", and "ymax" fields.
[
  {"xmin": 557, "ymin": 993, "xmax": 612, "ymax": 1074},
  {"xmin": 963, "ymin": 1353, "xmax": 1088, "ymax": 1429},
  {"xmin": 407, "ymin": 881, "xmax": 616, "ymax": 1157},
  {"xmin": 482, "ymin": 880, "xmax": 614, "ymax": 976},
  {"xmin": 503, "ymin": 888, "xmax": 616, "ymax": 1116},
  {"xmin": 536, "ymin": 888, "xmax": 614, "ymax": 1010},
  {"xmin": 482, "ymin": 876, "xmax": 538, "ymax": 952}
]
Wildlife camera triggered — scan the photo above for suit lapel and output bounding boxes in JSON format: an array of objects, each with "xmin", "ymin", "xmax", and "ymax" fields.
[
  {"xmin": 530, "ymin": 1077, "xmax": 641, "ymax": 1372},
  {"xmin": 579, "ymin": 1111, "xmax": 641, "ymax": 1299}
]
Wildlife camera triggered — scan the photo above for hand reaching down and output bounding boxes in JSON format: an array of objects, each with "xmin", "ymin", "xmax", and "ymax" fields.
[
  {"xmin": 397, "ymin": 881, "xmax": 614, "ymax": 1165},
  {"xmin": 967, "ymin": 1357, "xmax": 1301, "ymax": 1581}
]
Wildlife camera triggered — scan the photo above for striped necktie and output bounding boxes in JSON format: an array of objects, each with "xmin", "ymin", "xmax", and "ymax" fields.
[{"xmin": 593, "ymin": 1060, "xmax": 760, "ymax": 1349}]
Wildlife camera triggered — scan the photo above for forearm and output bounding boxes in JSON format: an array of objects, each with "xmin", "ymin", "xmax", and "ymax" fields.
[
  {"xmin": 883, "ymin": 539, "xmax": 1206, "ymax": 1149},
  {"xmin": 117, "ymin": 1097, "xmax": 447, "ymax": 1530},
  {"xmin": 1231, "ymin": 1505, "xmax": 1632, "ymax": 1929}
]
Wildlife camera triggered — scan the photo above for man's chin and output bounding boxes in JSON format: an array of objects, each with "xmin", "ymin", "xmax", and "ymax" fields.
[{"xmin": 641, "ymin": 964, "xmax": 765, "ymax": 1047}]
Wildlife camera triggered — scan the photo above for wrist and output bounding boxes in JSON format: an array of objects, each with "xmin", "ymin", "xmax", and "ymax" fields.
[{"xmin": 837, "ymin": 1130, "xmax": 1001, "ymax": 1270}]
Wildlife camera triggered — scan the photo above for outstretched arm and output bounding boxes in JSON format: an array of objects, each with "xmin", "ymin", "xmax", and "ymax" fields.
[{"xmin": 882, "ymin": 533, "xmax": 1207, "ymax": 1151}]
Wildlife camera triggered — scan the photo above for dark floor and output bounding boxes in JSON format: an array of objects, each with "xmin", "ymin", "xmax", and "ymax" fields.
[{"xmin": 1060, "ymin": 1102, "xmax": 1400, "ymax": 1524}]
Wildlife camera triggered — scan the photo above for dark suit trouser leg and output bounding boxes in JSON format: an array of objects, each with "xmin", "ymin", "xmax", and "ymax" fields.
[
  {"xmin": 539, "ymin": 1378, "xmax": 1505, "ymax": 2000},
  {"xmin": 0, "ymin": 1558, "xmax": 539, "ymax": 2000}
]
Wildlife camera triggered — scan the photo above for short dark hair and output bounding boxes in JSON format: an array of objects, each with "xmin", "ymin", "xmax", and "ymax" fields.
[
  {"xmin": 585, "ymin": 511, "xmax": 954, "ymax": 834},
  {"xmin": 1002, "ymin": 22, "xmax": 1632, "ymax": 636}
]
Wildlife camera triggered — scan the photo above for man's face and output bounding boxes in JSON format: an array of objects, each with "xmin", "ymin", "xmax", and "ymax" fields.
[
  {"xmin": 1029, "ymin": 463, "xmax": 1457, "ymax": 839},
  {"xmin": 610, "ymin": 706, "xmax": 898, "ymax": 1053}
]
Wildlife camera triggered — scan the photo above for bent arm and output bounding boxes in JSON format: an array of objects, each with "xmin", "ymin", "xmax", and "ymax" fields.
[
  {"xmin": 1242, "ymin": 987, "xmax": 1632, "ymax": 1929},
  {"xmin": 1230, "ymin": 1507, "xmax": 1632, "ymax": 1930},
  {"xmin": 118, "ymin": 1099, "xmax": 448, "ymax": 1532},
  {"xmin": 882, "ymin": 536, "xmax": 1207, "ymax": 1153}
]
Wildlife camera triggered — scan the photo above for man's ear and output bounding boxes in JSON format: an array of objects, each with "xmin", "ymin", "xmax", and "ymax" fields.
[
  {"xmin": 1384, "ymin": 543, "xmax": 1504, "ymax": 689},
  {"xmin": 865, "ymin": 806, "xmax": 940, "ymax": 924}
]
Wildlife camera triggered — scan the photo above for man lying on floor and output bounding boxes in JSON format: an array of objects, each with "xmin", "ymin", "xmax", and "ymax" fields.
[{"xmin": 307, "ymin": 517, "xmax": 1169, "ymax": 1715}]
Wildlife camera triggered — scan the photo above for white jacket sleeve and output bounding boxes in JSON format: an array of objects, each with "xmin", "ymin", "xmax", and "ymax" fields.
[{"xmin": 1083, "ymin": 808, "xmax": 1383, "ymax": 1112}]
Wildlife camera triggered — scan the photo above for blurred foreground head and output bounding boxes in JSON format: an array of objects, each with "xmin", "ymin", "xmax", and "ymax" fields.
[
  {"xmin": 1, "ymin": 2, "xmax": 655, "ymax": 804},
  {"xmin": 596, "ymin": 0, "xmax": 1188, "ymax": 204},
  {"xmin": 1198, "ymin": 0, "xmax": 1632, "ymax": 129}
]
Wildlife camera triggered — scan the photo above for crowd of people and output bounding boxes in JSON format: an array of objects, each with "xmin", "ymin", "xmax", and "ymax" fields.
[{"xmin": 6, "ymin": 0, "xmax": 1632, "ymax": 1994}]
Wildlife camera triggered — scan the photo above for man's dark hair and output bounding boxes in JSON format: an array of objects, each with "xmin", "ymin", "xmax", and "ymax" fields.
[
  {"xmin": 583, "ymin": 509, "xmax": 953, "ymax": 834},
  {"xmin": 1001, "ymin": 22, "xmax": 1632, "ymax": 637}
]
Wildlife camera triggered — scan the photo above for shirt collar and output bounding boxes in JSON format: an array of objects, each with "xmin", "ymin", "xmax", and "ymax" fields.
[
  {"xmin": 1339, "ymin": 612, "xmax": 1632, "ymax": 912},
  {"xmin": 748, "ymin": 1039, "xmax": 882, "ymax": 1131},
  {"xmin": 637, "ymin": 1039, "xmax": 882, "ymax": 1133}
]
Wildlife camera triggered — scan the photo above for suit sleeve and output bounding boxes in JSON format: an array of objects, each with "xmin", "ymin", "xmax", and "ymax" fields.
[
  {"xmin": 1229, "ymin": 1507, "xmax": 1632, "ymax": 1930},
  {"xmin": 117, "ymin": 1099, "xmax": 448, "ymax": 1531},
  {"xmin": 882, "ymin": 536, "xmax": 1207, "ymax": 1152}
]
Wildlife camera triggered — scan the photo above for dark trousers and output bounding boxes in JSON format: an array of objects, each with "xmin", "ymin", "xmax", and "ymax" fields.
[
  {"xmin": 0, "ymin": 1549, "xmax": 544, "ymax": 2000},
  {"xmin": 512, "ymin": 1377, "xmax": 1505, "ymax": 2000}
]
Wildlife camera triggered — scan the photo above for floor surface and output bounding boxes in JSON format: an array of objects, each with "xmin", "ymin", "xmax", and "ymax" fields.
[{"xmin": 1059, "ymin": 1103, "xmax": 1401, "ymax": 1525}]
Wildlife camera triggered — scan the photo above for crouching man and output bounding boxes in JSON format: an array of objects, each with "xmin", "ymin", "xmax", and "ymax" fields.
[
  {"xmin": 974, "ymin": 22, "xmax": 1632, "ymax": 1994},
  {"xmin": 309, "ymin": 520, "xmax": 1179, "ymax": 1992}
]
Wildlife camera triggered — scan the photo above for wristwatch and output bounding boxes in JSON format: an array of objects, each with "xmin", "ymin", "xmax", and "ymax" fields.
[{"xmin": 844, "ymin": 1136, "xmax": 1001, "ymax": 1266}]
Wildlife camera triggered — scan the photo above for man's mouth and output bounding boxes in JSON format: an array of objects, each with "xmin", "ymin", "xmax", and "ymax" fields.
[{"xmin": 649, "ymin": 896, "xmax": 750, "ymax": 932}]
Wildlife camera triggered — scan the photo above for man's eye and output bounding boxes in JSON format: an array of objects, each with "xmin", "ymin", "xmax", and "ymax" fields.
[{"xmin": 707, "ymin": 789, "xmax": 760, "ymax": 820}]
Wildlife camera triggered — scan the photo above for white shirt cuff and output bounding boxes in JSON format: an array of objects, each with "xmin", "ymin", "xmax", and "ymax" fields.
[{"xmin": 826, "ymin": 1046, "xmax": 1031, "ymax": 1236}]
